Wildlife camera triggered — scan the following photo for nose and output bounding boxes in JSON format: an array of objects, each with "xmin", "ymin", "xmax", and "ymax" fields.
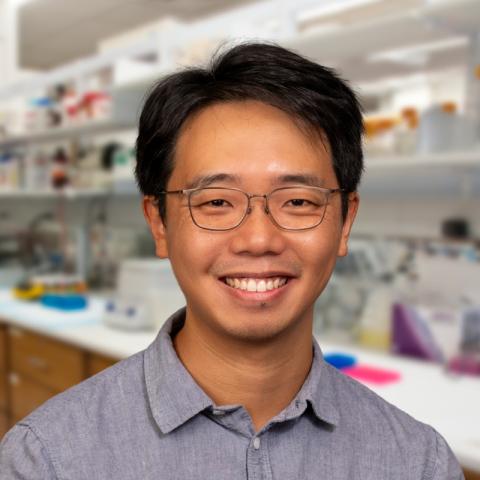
[{"xmin": 229, "ymin": 196, "xmax": 286, "ymax": 256}]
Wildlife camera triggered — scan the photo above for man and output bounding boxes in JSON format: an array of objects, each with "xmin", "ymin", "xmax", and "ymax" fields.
[{"xmin": 0, "ymin": 43, "xmax": 463, "ymax": 479}]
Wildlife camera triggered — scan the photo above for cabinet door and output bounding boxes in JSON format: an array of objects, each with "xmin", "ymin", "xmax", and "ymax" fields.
[
  {"xmin": 9, "ymin": 327, "xmax": 84, "ymax": 392},
  {"xmin": 0, "ymin": 325, "xmax": 7, "ymax": 411},
  {"xmin": 87, "ymin": 353, "xmax": 118, "ymax": 377},
  {"xmin": 9, "ymin": 372, "xmax": 55, "ymax": 422},
  {"xmin": 464, "ymin": 469, "xmax": 480, "ymax": 480},
  {"xmin": 0, "ymin": 411, "xmax": 8, "ymax": 439},
  {"xmin": 0, "ymin": 369, "xmax": 6, "ymax": 411},
  {"xmin": 0, "ymin": 324, "xmax": 6, "ymax": 372}
]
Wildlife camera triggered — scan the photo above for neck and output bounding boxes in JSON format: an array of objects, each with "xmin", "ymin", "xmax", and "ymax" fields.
[{"xmin": 172, "ymin": 309, "xmax": 314, "ymax": 433}]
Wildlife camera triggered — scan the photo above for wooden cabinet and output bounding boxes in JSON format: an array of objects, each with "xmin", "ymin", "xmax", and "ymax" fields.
[
  {"xmin": 0, "ymin": 324, "xmax": 8, "ymax": 432},
  {"xmin": 9, "ymin": 327, "xmax": 84, "ymax": 392},
  {"xmin": 0, "ymin": 411, "xmax": 8, "ymax": 438},
  {"xmin": 0, "ymin": 325, "xmax": 6, "ymax": 372},
  {"xmin": 0, "ymin": 324, "xmax": 118, "ymax": 441},
  {"xmin": 87, "ymin": 352, "xmax": 118, "ymax": 376},
  {"xmin": 0, "ymin": 368, "xmax": 6, "ymax": 411},
  {"xmin": 465, "ymin": 469, "xmax": 480, "ymax": 480}
]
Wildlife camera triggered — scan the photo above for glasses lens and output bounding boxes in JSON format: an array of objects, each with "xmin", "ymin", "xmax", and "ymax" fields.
[
  {"xmin": 269, "ymin": 187, "xmax": 329, "ymax": 230},
  {"xmin": 189, "ymin": 188, "xmax": 247, "ymax": 230}
]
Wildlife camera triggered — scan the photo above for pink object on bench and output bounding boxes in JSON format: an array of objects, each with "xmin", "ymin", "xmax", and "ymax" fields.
[{"xmin": 342, "ymin": 364, "xmax": 402, "ymax": 385}]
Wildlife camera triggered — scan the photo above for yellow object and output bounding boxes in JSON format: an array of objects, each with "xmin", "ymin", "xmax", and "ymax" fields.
[
  {"xmin": 358, "ymin": 329, "xmax": 391, "ymax": 351},
  {"xmin": 13, "ymin": 283, "xmax": 45, "ymax": 301}
]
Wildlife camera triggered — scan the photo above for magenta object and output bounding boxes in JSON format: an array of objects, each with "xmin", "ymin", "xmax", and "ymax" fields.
[
  {"xmin": 342, "ymin": 364, "xmax": 402, "ymax": 385},
  {"xmin": 447, "ymin": 355, "xmax": 480, "ymax": 376}
]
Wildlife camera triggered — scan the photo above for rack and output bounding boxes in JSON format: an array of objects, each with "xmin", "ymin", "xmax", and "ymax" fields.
[
  {"xmin": 0, "ymin": 0, "xmax": 479, "ymax": 201},
  {"xmin": 361, "ymin": 150, "xmax": 480, "ymax": 197}
]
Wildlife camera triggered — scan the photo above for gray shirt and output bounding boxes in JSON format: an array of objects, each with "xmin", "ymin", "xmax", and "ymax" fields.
[{"xmin": 0, "ymin": 308, "xmax": 464, "ymax": 479}]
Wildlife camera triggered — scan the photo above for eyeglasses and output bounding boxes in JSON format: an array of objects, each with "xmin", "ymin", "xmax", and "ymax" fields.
[{"xmin": 157, "ymin": 186, "xmax": 343, "ymax": 231}]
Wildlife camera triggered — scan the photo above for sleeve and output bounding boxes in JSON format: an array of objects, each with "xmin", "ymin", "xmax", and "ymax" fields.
[
  {"xmin": 429, "ymin": 429, "xmax": 465, "ymax": 480},
  {"xmin": 0, "ymin": 424, "xmax": 59, "ymax": 479}
]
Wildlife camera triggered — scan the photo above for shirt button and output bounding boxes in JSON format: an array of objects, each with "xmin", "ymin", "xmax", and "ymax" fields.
[
  {"xmin": 212, "ymin": 409, "xmax": 225, "ymax": 416},
  {"xmin": 253, "ymin": 437, "xmax": 261, "ymax": 450}
]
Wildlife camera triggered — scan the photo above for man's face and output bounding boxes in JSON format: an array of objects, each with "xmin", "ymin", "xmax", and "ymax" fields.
[{"xmin": 144, "ymin": 100, "xmax": 358, "ymax": 343}]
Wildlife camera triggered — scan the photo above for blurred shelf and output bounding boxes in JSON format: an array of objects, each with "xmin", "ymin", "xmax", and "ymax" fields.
[
  {"xmin": 366, "ymin": 150, "xmax": 480, "ymax": 169},
  {"xmin": 0, "ymin": 81, "xmax": 146, "ymax": 149},
  {"xmin": 2, "ymin": 151, "xmax": 478, "ymax": 200},
  {"xmin": 361, "ymin": 150, "xmax": 480, "ymax": 197},
  {"xmin": 0, "ymin": 187, "xmax": 139, "ymax": 199},
  {"xmin": 286, "ymin": 0, "xmax": 480, "ymax": 84},
  {"xmin": 0, "ymin": 119, "xmax": 136, "ymax": 149}
]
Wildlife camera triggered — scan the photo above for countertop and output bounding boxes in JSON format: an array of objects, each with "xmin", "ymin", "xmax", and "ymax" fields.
[{"xmin": 0, "ymin": 290, "xmax": 479, "ymax": 471}]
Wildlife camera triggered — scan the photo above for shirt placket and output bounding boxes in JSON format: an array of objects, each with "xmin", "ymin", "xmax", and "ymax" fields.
[{"xmin": 246, "ymin": 432, "xmax": 274, "ymax": 480}]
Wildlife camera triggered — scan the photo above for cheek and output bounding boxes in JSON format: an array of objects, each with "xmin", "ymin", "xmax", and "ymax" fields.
[{"xmin": 167, "ymin": 220, "xmax": 221, "ymax": 278}]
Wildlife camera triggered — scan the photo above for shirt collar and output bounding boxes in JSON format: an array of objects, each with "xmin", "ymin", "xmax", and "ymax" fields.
[
  {"xmin": 144, "ymin": 308, "xmax": 213, "ymax": 433},
  {"xmin": 298, "ymin": 337, "xmax": 340, "ymax": 427},
  {"xmin": 144, "ymin": 308, "xmax": 339, "ymax": 434}
]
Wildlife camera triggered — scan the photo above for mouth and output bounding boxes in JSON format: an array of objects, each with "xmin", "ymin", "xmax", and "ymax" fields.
[{"xmin": 221, "ymin": 276, "xmax": 290, "ymax": 292}]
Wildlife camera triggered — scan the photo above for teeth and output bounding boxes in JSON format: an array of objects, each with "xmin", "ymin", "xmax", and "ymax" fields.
[
  {"xmin": 247, "ymin": 279, "xmax": 256, "ymax": 292},
  {"xmin": 224, "ymin": 276, "xmax": 289, "ymax": 292}
]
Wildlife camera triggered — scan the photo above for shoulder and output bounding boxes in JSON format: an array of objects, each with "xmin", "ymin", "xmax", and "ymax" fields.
[
  {"xmin": 322, "ymin": 363, "xmax": 463, "ymax": 479},
  {"xmin": 324, "ymin": 361, "xmax": 430, "ymax": 435}
]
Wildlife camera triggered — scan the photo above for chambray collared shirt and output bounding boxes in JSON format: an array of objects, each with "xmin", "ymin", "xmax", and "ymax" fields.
[{"xmin": 0, "ymin": 308, "xmax": 463, "ymax": 479}]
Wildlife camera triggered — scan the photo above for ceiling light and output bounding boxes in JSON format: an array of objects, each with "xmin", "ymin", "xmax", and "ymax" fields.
[
  {"xmin": 367, "ymin": 36, "xmax": 468, "ymax": 65},
  {"xmin": 297, "ymin": 0, "xmax": 382, "ymax": 23},
  {"xmin": 8, "ymin": 0, "xmax": 39, "ymax": 7}
]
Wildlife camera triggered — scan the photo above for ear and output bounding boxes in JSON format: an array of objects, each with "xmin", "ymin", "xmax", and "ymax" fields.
[
  {"xmin": 337, "ymin": 192, "xmax": 359, "ymax": 257},
  {"xmin": 142, "ymin": 196, "xmax": 169, "ymax": 258}
]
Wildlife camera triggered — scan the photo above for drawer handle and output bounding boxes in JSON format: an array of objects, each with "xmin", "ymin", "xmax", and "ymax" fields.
[
  {"xmin": 27, "ymin": 356, "xmax": 49, "ymax": 371},
  {"xmin": 9, "ymin": 373, "xmax": 19, "ymax": 385}
]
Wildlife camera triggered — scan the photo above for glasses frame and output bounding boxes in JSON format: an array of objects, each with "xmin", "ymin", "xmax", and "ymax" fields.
[{"xmin": 157, "ymin": 186, "xmax": 344, "ymax": 231}]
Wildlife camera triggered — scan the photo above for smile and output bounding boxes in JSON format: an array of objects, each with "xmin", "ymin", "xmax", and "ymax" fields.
[{"xmin": 223, "ymin": 277, "xmax": 289, "ymax": 292}]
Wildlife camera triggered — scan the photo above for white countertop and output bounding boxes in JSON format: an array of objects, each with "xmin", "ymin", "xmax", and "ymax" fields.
[
  {"xmin": 0, "ymin": 290, "xmax": 479, "ymax": 471},
  {"xmin": 0, "ymin": 290, "xmax": 159, "ymax": 358}
]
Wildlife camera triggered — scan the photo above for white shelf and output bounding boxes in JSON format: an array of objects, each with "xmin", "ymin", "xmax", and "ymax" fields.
[
  {"xmin": 366, "ymin": 150, "xmax": 480, "ymax": 169},
  {"xmin": 2, "ymin": 151, "xmax": 478, "ymax": 200},
  {"xmin": 361, "ymin": 150, "xmax": 480, "ymax": 197},
  {"xmin": 0, "ymin": 119, "xmax": 135, "ymax": 149},
  {"xmin": 0, "ymin": 187, "xmax": 139, "ymax": 199},
  {"xmin": 286, "ymin": 0, "xmax": 480, "ymax": 84},
  {"xmin": 0, "ymin": 80, "xmax": 145, "ymax": 149}
]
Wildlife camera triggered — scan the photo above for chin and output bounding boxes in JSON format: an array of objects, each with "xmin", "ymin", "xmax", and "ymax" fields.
[{"xmin": 214, "ymin": 307, "xmax": 305, "ymax": 343}]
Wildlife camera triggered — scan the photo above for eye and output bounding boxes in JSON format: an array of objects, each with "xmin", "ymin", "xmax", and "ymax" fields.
[
  {"xmin": 285, "ymin": 198, "xmax": 317, "ymax": 208},
  {"xmin": 288, "ymin": 198, "xmax": 312, "ymax": 207},
  {"xmin": 195, "ymin": 198, "xmax": 234, "ymax": 210},
  {"xmin": 209, "ymin": 199, "xmax": 230, "ymax": 207}
]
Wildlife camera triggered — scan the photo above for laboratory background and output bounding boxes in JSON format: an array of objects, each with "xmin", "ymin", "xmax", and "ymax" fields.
[{"xmin": 0, "ymin": 0, "xmax": 479, "ymax": 477}]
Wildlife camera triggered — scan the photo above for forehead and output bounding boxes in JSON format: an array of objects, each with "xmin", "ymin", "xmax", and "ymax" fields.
[{"xmin": 171, "ymin": 100, "xmax": 334, "ymax": 186}]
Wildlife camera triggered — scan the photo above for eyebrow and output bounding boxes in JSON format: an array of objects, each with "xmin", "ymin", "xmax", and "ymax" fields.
[
  {"xmin": 274, "ymin": 174, "xmax": 325, "ymax": 187},
  {"xmin": 186, "ymin": 173, "xmax": 242, "ymax": 189},
  {"xmin": 185, "ymin": 172, "xmax": 325, "ymax": 189}
]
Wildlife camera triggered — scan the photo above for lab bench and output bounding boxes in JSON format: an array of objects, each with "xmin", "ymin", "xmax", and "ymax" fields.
[{"xmin": 0, "ymin": 290, "xmax": 479, "ymax": 479}]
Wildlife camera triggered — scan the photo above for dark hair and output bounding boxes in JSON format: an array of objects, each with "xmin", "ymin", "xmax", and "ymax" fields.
[{"xmin": 135, "ymin": 42, "xmax": 363, "ymax": 221}]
